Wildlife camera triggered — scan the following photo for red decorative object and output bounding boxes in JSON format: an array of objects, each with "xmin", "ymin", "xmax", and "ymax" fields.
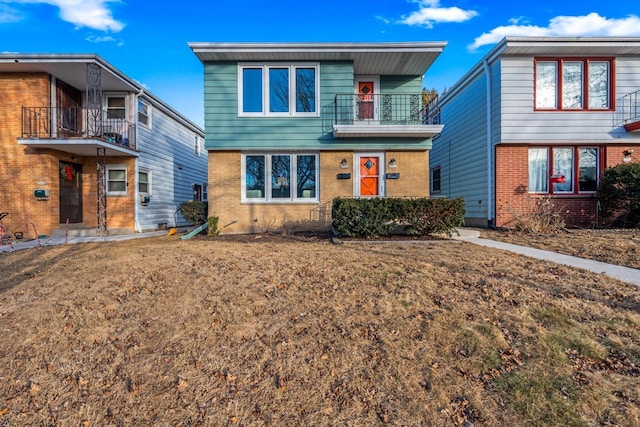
[{"xmin": 550, "ymin": 174, "xmax": 566, "ymax": 184}]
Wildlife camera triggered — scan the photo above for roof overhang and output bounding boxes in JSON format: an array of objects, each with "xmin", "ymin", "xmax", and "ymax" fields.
[
  {"xmin": 500, "ymin": 36, "xmax": 640, "ymax": 57},
  {"xmin": 333, "ymin": 124, "xmax": 444, "ymax": 139},
  {"xmin": 188, "ymin": 42, "xmax": 447, "ymax": 75},
  {"xmin": 19, "ymin": 138, "xmax": 139, "ymax": 157}
]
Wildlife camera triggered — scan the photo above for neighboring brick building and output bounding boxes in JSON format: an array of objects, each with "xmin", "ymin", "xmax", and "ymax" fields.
[
  {"xmin": 0, "ymin": 54, "xmax": 206, "ymax": 238},
  {"xmin": 190, "ymin": 42, "xmax": 445, "ymax": 233},
  {"xmin": 430, "ymin": 37, "xmax": 640, "ymax": 228}
]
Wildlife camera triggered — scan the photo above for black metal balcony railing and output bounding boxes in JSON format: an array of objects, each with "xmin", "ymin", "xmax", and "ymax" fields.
[
  {"xmin": 21, "ymin": 106, "xmax": 136, "ymax": 150},
  {"xmin": 333, "ymin": 93, "xmax": 441, "ymax": 126},
  {"xmin": 617, "ymin": 90, "xmax": 640, "ymax": 124}
]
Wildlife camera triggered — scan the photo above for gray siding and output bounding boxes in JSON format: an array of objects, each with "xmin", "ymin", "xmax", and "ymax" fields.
[
  {"xmin": 431, "ymin": 68, "xmax": 490, "ymax": 221},
  {"xmin": 500, "ymin": 56, "xmax": 640, "ymax": 142},
  {"xmin": 136, "ymin": 99, "xmax": 207, "ymax": 231}
]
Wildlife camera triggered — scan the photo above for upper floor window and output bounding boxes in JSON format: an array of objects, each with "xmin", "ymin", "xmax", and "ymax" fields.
[
  {"xmin": 194, "ymin": 135, "xmax": 201, "ymax": 156},
  {"xmin": 238, "ymin": 63, "xmax": 319, "ymax": 117},
  {"xmin": 106, "ymin": 96, "xmax": 126, "ymax": 119},
  {"xmin": 535, "ymin": 58, "xmax": 613, "ymax": 111},
  {"xmin": 138, "ymin": 99, "xmax": 151, "ymax": 128}
]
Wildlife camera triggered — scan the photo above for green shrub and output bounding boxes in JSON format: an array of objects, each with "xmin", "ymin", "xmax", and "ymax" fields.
[
  {"xmin": 178, "ymin": 200, "xmax": 207, "ymax": 225},
  {"xmin": 331, "ymin": 197, "xmax": 465, "ymax": 238},
  {"xmin": 207, "ymin": 216, "xmax": 220, "ymax": 237},
  {"xmin": 597, "ymin": 162, "xmax": 640, "ymax": 228}
]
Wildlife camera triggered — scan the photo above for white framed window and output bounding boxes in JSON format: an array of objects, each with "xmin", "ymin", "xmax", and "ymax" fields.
[
  {"xmin": 138, "ymin": 169, "xmax": 151, "ymax": 195},
  {"xmin": 194, "ymin": 135, "xmax": 201, "ymax": 156},
  {"xmin": 138, "ymin": 99, "xmax": 151, "ymax": 128},
  {"xmin": 106, "ymin": 165, "xmax": 127, "ymax": 196},
  {"xmin": 238, "ymin": 63, "xmax": 319, "ymax": 117},
  {"xmin": 241, "ymin": 153, "xmax": 318, "ymax": 203},
  {"xmin": 431, "ymin": 166, "xmax": 441, "ymax": 194},
  {"xmin": 202, "ymin": 183, "xmax": 208, "ymax": 202},
  {"xmin": 106, "ymin": 95, "xmax": 126, "ymax": 119}
]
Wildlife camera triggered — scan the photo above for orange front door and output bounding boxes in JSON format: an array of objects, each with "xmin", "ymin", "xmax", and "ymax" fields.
[
  {"xmin": 359, "ymin": 156, "xmax": 379, "ymax": 196},
  {"xmin": 357, "ymin": 81, "xmax": 374, "ymax": 120}
]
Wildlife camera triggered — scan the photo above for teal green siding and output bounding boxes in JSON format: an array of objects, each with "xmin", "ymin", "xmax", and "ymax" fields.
[{"xmin": 203, "ymin": 61, "xmax": 432, "ymax": 151}]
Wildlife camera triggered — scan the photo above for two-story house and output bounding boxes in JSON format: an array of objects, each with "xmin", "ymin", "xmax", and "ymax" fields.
[
  {"xmin": 189, "ymin": 42, "xmax": 446, "ymax": 234},
  {"xmin": 0, "ymin": 54, "xmax": 207, "ymax": 238},
  {"xmin": 430, "ymin": 37, "xmax": 640, "ymax": 228}
]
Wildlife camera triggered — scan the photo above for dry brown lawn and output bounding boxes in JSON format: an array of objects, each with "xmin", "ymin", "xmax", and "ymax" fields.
[{"xmin": 1, "ymin": 233, "xmax": 639, "ymax": 426}]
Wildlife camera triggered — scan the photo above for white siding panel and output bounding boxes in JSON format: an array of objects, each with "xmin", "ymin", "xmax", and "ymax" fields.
[{"xmin": 136, "ymin": 102, "xmax": 207, "ymax": 231}]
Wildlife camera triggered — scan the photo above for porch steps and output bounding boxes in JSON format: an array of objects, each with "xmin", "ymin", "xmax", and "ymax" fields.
[{"xmin": 50, "ymin": 224, "xmax": 135, "ymax": 237}]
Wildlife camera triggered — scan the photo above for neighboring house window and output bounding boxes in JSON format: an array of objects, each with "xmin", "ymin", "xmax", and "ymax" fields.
[
  {"xmin": 139, "ymin": 169, "xmax": 151, "ymax": 195},
  {"xmin": 138, "ymin": 99, "xmax": 151, "ymax": 128},
  {"xmin": 106, "ymin": 96, "xmax": 126, "ymax": 119},
  {"xmin": 106, "ymin": 165, "xmax": 127, "ymax": 196},
  {"xmin": 194, "ymin": 135, "xmax": 201, "ymax": 156},
  {"xmin": 431, "ymin": 166, "xmax": 441, "ymax": 194},
  {"xmin": 193, "ymin": 184, "xmax": 202, "ymax": 201},
  {"xmin": 202, "ymin": 183, "xmax": 208, "ymax": 202},
  {"xmin": 242, "ymin": 153, "xmax": 318, "ymax": 202},
  {"xmin": 535, "ymin": 58, "xmax": 613, "ymax": 110},
  {"xmin": 528, "ymin": 147, "xmax": 600, "ymax": 194},
  {"xmin": 238, "ymin": 63, "xmax": 319, "ymax": 117}
]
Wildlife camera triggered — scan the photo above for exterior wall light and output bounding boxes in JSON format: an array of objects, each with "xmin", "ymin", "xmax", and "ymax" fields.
[
  {"xmin": 623, "ymin": 149, "xmax": 634, "ymax": 163},
  {"xmin": 388, "ymin": 158, "xmax": 397, "ymax": 168},
  {"xmin": 340, "ymin": 158, "xmax": 348, "ymax": 169}
]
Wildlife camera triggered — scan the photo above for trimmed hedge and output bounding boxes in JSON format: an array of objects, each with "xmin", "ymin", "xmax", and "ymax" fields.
[{"xmin": 331, "ymin": 197, "xmax": 466, "ymax": 238}]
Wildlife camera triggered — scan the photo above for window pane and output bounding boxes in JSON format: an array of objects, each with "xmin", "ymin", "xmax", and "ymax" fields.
[
  {"xmin": 528, "ymin": 148, "xmax": 548, "ymax": 192},
  {"xmin": 579, "ymin": 148, "xmax": 598, "ymax": 192},
  {"xmin": 272, "ymin": 155, "xmax": 291, "ymax": 199},
  {"xmin": 109, "ymin": 170, "xmax": 125, "ymax": 180},
  {"xmin": 139, "ymin": 171, "xmax": 149, "ymax": 193},
  {"xmin": 562, "ymin": 62, "xmax": 583, "ymax": 109},
  {"xmin": 553, "ymin": 148, "xmax": 573, "ymax": 192},
  {"xmin": 536, "ymin": 62, "xmax": 557, "ymax": 109},
  {"xmin": 296, "ymin": 155, "xmax": 316, "ymax": 198},
  {"xmin": 588, "ymin": 62, "xmax": 609, "ymax": 109},
  {"xmin": 269, "ymin": 68, "xmax": 289, "ymax": 113},
  {"xmin": 138, "ymin": 100, "xmax": 149, "ymax": 125},
  {"xmin": 243, "ymin": 68, "xmax": 263, "ymax": 113},
  {"xmin": 296, "ymin": 68, "xmax": 316, "ymax": 113},
  {"xmin": 107, "ymin": 97, "xmax": 125, "ymax": 119},
  {"xmin": 245, "ymin": 155, "xmax": 265, "ymax": 198},
  {"xmin": 432, "ymin": 168, "xmax": 441, "ymax": 193}
]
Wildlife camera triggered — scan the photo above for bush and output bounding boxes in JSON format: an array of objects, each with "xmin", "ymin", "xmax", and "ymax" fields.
[
  {"xmin": 207, "ymin": 216, "xmax": 220, "ymax": 237},
  {"xmin": 178, "ymin": 200, "xmax": 207, "ymax": 225},
  {"xmin": 597, "ymin": 162, "xmax": 640, "ymax": 228},
  {"xmin": 331, "ymin": 197, "xmax": 465, "ymax": 238},
  {"xmin": 507, "ymin": 196, "xmax": 566, "ymax": 234}
]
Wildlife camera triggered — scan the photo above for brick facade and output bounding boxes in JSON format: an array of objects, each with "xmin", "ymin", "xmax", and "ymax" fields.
[
  {"xmin": 0, "ymin": 72, "xmax": 136, "ymax": 237},
  {"xmin": 208, "ymin": 150, "xmax": 430, "ymax": 234},
  {"xmin": 495, "ymin": 144, "xmax": 640, "ymax": 228}
]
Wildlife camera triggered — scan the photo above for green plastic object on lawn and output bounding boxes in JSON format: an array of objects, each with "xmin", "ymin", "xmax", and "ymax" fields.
[{"xmin": 180, "ymin": 223, "xmax": 208, "ymax": 240}]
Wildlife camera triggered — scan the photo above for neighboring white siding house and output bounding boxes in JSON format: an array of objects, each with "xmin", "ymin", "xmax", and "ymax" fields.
[{"xmin": 431, "ymin": 37, "xmax": 640, "ymax": 228}]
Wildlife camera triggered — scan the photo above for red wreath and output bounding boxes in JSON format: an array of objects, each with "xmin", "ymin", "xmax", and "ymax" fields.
[{"xmin": 61, "ymin": 163, "xmax": 76, "ymax": 180}]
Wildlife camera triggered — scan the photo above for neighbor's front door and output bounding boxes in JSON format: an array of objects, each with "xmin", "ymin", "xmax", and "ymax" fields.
[
  {"xmin": 355, "ymin": 76, "xmax": 379, "ymax": 122},
  {"xmin": 59, "ymin": 161, "xmax": 83, "ymax": 223},
  {"xmin": 357, "ymin": 154, "xmax": 384, "ymax": 197}
]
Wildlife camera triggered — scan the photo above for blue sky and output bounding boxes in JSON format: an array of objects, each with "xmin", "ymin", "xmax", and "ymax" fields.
[{"xmin": 1, "ymin": 0, "xmax": 638, "ymax": 128}]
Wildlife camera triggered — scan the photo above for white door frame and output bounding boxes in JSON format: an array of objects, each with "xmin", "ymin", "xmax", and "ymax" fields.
[
  {"xmin": 354, "ymin": 152, "xmax": 385, "ymax": 197},
  {"xmin": 354, "ymin": 76, "xmax": 380, "ymax": 123}
]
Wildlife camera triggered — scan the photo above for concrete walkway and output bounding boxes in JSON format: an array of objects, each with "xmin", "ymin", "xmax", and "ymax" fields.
[{"xmin": 457, "ymin": 236, "xmax": 640, "ymax": 286}]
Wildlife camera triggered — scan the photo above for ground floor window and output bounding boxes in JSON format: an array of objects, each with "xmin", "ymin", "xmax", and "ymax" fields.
[
  {"xmin": 242, "ymin": 153, "xmax": 318, "ymax": 202},
  {"xmin": 106, "ymin": 165, "xmax": 127, "ymax": 196},
  {"xmin": 138, "ymin": 169, "xmax": 151, "ymax": 195},
  {"xmin": 528, "ymin": 146, "xmax": 600, "ymax": 194},
  {"xmin": 431, "ymin": 166, "xmax": 441, "ymax": 194}
]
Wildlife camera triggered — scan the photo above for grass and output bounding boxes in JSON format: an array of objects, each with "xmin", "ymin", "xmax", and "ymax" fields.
[{"xmin": 0, "ymin": 234, "xmax": 639, "ymax": 425}]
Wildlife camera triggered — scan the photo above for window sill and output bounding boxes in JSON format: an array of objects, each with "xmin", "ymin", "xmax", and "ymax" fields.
[{"xmin": 241, "ymin": 200, "xmax": 319, "ymax": 204}]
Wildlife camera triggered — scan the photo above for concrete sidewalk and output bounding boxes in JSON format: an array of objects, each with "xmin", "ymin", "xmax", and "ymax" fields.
[
  {"xmin": 457, "ymin": 236, "xmax": 640, "ymax": 286},
  {"xmin": 0, "ymin": 230, "xmax": 168, "ymax": 253}
]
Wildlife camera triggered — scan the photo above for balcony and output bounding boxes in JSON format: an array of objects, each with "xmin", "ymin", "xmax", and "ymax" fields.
[
  {"xmin": 617, "ymin": 90, "xmax": 640, "ymax": 133},
  {"xmin": 19, "ymin": 106, "xmax": 137, "ymax": 156},
  {"xmin": 331, "ymin": 93, "xmax": 443, "ymax": 138}
]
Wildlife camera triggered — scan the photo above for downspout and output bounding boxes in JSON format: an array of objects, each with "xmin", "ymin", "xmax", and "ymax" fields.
[
  {"xmin": 483, "ymin": 59, "xmax": 494, "ymax": 227},
  {"xmin": 133, "ymin": 88, "xmax": 143, "ymax": 232}
]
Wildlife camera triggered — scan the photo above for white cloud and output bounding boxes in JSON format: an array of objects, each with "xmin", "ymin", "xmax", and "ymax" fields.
[
  {"xmin": 470, "ymin": 12, "xmax": 640, "ymax": 50},
  {"xmin": 5, "ymin": 0, "xmax": 124, "ymax": 31},
  {"xmin": 85, "ymin": 34, "xmax": 114, "ymax": 43},
  {"xmin": 0, "ymin": 4, "xmax": 23, "ymax": 23},
  {"xmin": 400, "ymin": 0, "xmax": 478, "ymax": 29}
]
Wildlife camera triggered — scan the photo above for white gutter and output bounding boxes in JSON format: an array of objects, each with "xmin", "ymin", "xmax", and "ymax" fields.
[{"xmin": 483, "ymin": 59, "xmax": 495, "ymax": 225}]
